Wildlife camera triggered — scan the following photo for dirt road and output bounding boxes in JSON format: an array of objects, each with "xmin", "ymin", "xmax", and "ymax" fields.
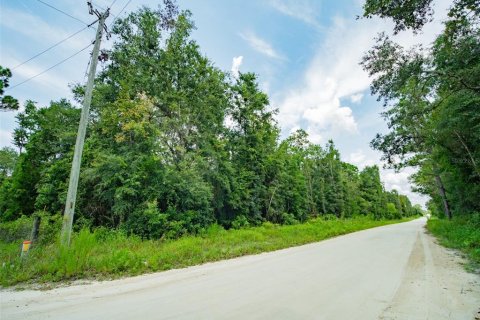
[{"xmin": 1, "ymin": 218, "xmax": 479, "ymax": 319}]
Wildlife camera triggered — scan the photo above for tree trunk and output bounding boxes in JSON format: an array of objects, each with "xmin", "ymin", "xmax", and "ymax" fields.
[
  {"xmin": 320, "ymin": 178, "xmax": 327, "ymax": 215},
  {"xmin": 266, "ymin": 185, "xmax": 277, "ymax": 220},
  {"xmin": 30, "ymin": 215, "xmax": 41, "ymax": 245},
  {"xmin": 453, "ymin": 130, "xmax": 480, "ymax": 177},
  {"xmin": 434, "ymin": 174, "xmax": 452, "ymax": 219}
]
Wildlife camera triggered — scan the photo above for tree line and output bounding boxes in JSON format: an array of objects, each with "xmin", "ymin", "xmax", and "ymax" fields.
[
  {"xmin": 361, "ymin": 0, "xmax": 479, "ymax": 219},
  {"xmin": 0, "ymin": 4, "xmax": 421, "ymax": 239}
]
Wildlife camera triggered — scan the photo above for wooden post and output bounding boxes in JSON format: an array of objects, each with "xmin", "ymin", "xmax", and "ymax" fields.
[{"xmin": 30, "ymin": 215, "xmax": 41, "ymax": 245}]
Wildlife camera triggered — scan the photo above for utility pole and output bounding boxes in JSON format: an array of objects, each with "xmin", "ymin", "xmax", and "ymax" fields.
[{"xmin": 61, "ymin": 3, "xmax": 109, "ymax": 246}]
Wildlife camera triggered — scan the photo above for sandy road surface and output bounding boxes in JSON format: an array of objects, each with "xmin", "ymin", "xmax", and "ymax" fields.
[{"xmin": 1, "ymin": 218, "xmax": 479, "ymax": 319}]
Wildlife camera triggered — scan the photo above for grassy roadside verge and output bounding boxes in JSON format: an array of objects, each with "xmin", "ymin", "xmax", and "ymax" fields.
[
  {"xmin": 426, "ymin": 214, "xmax": 480, "ymax": 271},
  {"xmin": 1, "ymin": 216, "xmax": 416, "ymax": 287}
]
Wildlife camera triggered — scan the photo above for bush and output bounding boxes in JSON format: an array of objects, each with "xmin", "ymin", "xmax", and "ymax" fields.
[
  {"xmin": 231, "ymin": 215, "xmax": 249, "ymax": 229},
  {"xmin": 202, "ymin": 223, "xmax": 225, "ymax": 237},
  {"xmin": 0, "ymin": 216, "xmax": 31, "ymax": 242},
  {"xmin": 427, "ymin": 213, "xmax": 480, "ymax": 268},
  {"xmin": 0, "ymin": 212, "xmax": 61, "ymax": 244},
  {"xmin": 123, "ymin": 201, "xmax": 168, "ymax": 239},
  {"xmin": 123, "ymin": 202, "xmax": 213, "ymax": 240},
  {"xmin": 281, "ymin": 212, "xmax": 299, "ymax": 225},
  {"xmin": 37, "ymin": 212, "xmax": 62, "ymax": 245}
]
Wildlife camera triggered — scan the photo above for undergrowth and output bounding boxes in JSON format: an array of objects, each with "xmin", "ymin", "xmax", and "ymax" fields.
[
  {"xmin": 427, "ymin": 213, "xmax": 480, "ymax": 271},
  {"xmin": 0, "ymin": 216, "xmax": 415, "ymax": 287}
]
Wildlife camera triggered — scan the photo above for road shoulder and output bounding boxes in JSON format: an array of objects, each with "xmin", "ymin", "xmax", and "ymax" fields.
[{"xmin": 381, "ymin": 228, "xmax": 480, "ymax": 319}]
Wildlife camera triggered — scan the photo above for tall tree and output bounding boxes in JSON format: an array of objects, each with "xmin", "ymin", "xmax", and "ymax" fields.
[
  {"xmin": 361, "ymin": 0, "xmax": 480, "ymax": 218},
  {"xmin": 227, "ymin": 73, "xmax": 279, "ymax": 224},
  {"xmin": 0, "ymin": 100, "xmax": 80, "ymax": 220}
]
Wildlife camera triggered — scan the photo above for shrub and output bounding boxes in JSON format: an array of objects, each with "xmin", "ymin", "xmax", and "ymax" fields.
[
  {"xmin": 0, "ymin": 212, "xmax": 61, "ymax": 244},
  {"xmin": 427, "ymin": 213, "xmax": 480, "ymax": 268},
  {"xmin": 231, "ymin": 215, "xmax": 250, "ymax": 229},
  {"xmin": 281, "ymin": 212, "xmax": 299, "ymax": 225},
  {"xmin": 123, "ymin": 202, "xmax": 213, "ymax": 239},
  {"xmin": 0, "ymin": 216, "xmax": 31, "ymax": 242}
]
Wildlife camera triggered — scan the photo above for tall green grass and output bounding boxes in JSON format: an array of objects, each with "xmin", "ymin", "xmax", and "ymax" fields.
[
  {"xmin": 427, "ymin": 213, "xmax": 480, "ymax": 270},
  {"xmin": 1, "ymin": 216, "xmax": 414, "ymax": 287}
]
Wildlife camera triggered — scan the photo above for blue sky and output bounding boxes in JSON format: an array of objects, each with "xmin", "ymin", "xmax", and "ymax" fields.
[{"xmin": 0, "ymin": 0, "xmax": 451, "ymax": 206}]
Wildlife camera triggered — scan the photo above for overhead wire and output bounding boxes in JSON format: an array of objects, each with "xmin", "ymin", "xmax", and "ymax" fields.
[
  {"xmin": 11, "ymin": 0, "xmax": 129, "ymax": 89},
  {"xmin": 109, "ymin": 0, "xmax": 132, "ymax": 28},
  {"xmin": 12, "ymin": 19, "xmax": 98, "ymax": 71},
  {"xmin": 36, "ymin": 0, "xmax": 91, "ymax": 27},
  {"xmin": 109, "ymin": 0, "xmax": 118, "ymax": 9},
  {"xmin": 10, "ymin": 42, "xmax": 94, "ymax": 90}
]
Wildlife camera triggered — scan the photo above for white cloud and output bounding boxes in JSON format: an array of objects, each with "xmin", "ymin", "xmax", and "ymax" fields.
[
  {"xmin": 348, "ymin": 150, "xmax": 378, "ymax": 168},
  {"xmin": 349, "ymin": 150, "xmax": 366, "ymax": 165},
  {"xmin": 381, "ymin": 167, "xmax": 429, "ymax": 207},
  {"xmin": 5, "ymin": 57, "xmax": 70, "ymax": 92},
  {"xmin": 382, "ymin": 169, "xmax": 411, "ymax": 192},
  {"xmin": 276, "ymin": 17, "xmax": 376, "ymax": 142},
  {"xmin": 0, "ymin": 130, "xmax": 13, "ymax": 148},
  {"xmin": 240, "ymin": 31, "xmax": 284, "ymax": 60},
  {"xmin": 231, "ymin": 56, "xmax": 243, "ymax": 78},
  {"xmin": 303, "ymin": 103, "xmax": 357, "ymax": 133},
  {"xmin": 305, "ymin": 126, "xmax": 323, "ymax": 144},
  {"xmin": 0, "ymin": 6, "xmax": 93, "ymax": 54},
  {"xmin": 269, "ymin": 0, "xmax": 321, "ymax": 28},
  {"xmin": 350, "ymin": 93, "xmax": 364, "ymax": 103},
  {"xmin": 275, "ymin": 3, "xmax": 447, "ymax": 143}
]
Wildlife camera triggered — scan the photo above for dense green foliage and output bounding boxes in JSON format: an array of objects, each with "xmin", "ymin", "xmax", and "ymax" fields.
[
  {"xmin": 0, "ymin": 212, "xmax": 60, "ymax": 244},
  {"xmin": 361, "ymin": 0, "xmax": 479, "ymax": 219},
  {"xmin": 427, "ymin": 214, "xmax": 480, "ymax": 269},
  {"xmin": 0, "ymin": 147, "xmax": 17, "ymax": 181},
  {"xmin": 0, "ymin": 215, "xmax": 413, "ymax": 286},
  {"xmin": 0, "ymin": 5, "xmax": 419, "ymax": 240},
  {"xmin": 0, "ymin": 65, "xmax": 19, "ymax": 111}
]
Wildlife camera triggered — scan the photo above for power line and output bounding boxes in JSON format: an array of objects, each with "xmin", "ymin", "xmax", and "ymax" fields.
[
  {"xmin": 36, "ymin": 0, "xmax": 90, "ymax": 27},
  {"xmin": 109, "ymin": 0, "xmax": 118, "ymax": 9},
  {"xmin": 10, "ymin": 42, "xmax": 94, "ymax": 90},
  {"xmin": 116, "ymin": 0, "xmax": 132, "ymax": 18},
  {"xmin": 12, "ymin": 20, "xmax": 98, "ymax": 71},
  {"xmin": 10, "ymin": 1, "xmax": 125, "ymax": 90},
  {"xmin": 109, "ymin": 0, "xmax": 131, "ymax": 28}
]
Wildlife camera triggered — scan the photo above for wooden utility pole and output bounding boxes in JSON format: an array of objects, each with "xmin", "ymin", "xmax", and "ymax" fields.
[{"xmin": 61, "ymin": 4, "xmax": 109, "ymax": 246}]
